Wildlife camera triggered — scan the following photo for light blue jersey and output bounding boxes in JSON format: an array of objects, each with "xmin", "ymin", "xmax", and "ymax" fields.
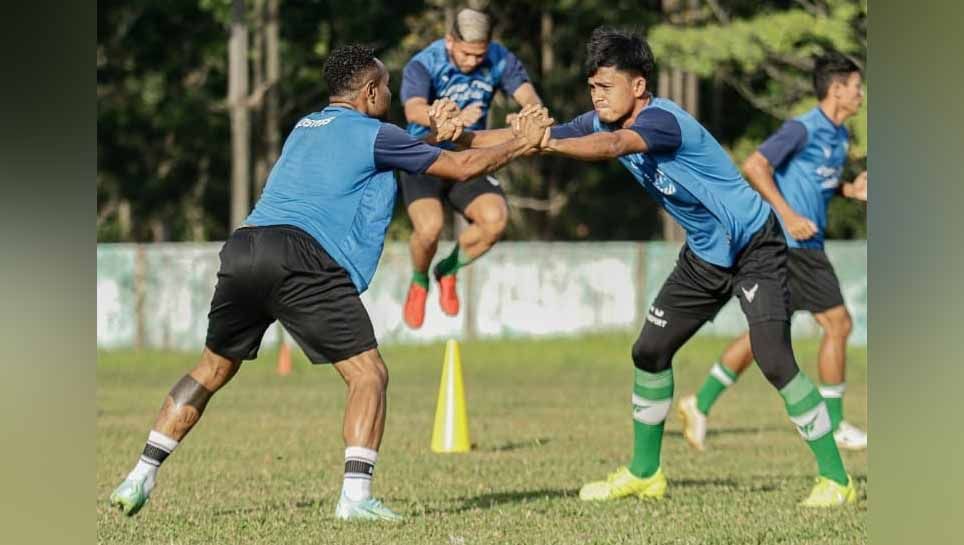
[
  {"xmin": 400, "ymin": 39, "xmax": 530, "ymax": 141},
  {"xmin": 246, "ymin": 106, "xmax": 440, "ymax": 293},
  {"xmin": 759, "ymin": 107, "xmax": 850, "ymax": 249},
  {"xmin": 552, "ymin": 98, "xmax": 771, "ymax": 268}
]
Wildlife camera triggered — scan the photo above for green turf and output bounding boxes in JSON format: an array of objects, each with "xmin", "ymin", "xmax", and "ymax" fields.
[{"xmin": 97, "ymin": 333, "xmax": 867, "ymax": 544}]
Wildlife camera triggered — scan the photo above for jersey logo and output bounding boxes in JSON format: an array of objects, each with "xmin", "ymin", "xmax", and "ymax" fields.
[
  {"xmin": 653, "ymin": 171, "xmax": 676, "ymax": 195},
  {"xmin": 821, "ymin": 144, "xmax": 832, "ymax": 159},
  {"xmin": 741, "ymin": 283, "xmax": 759, "ymax": 303},
  {"xmin": 295, "ymin": 116, "xmax": 335, "ymax": 129}
]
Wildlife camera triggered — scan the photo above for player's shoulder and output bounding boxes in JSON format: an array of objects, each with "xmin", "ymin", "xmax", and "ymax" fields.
[
  {"xmin": 486, "ymin": 41, "xmax": 512, "ymax": 60},
  {"xmin": 410, "ymin": 39, "xmax": 447, "ymax": 68}
]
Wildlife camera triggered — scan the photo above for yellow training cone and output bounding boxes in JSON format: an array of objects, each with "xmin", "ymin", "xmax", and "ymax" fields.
[{"xmin": 431, "ymin": 339, "xmax": 471, "ymax": 453}]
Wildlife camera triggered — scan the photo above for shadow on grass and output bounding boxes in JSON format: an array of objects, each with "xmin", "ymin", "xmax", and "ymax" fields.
[
  {"xmin": 479, "ymin": 437, "xmax": 553, "ymax": 452},
  {"xmin": 664, "ymin": 425, "xmax": 787, "ymax": 439},
  {"xmin": 419, "ymin": 488, "xmax": 578, "ymax": 515}
]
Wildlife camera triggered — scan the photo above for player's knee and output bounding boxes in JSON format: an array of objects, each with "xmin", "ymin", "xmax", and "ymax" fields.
[
  {"xmin": 413, "ymin": 216, "xmax": 444, "ymax": 242},
  {"xmin": 353, "ymin": 355, "xmax": 389, "ymax": 392},
  {"xmin": 758, "ymin": 360, "xmax": 799, "ymax": 390},
  {"xmin": 477, "ymin": 206, "xmax": 508, "ymax": 235},
  {"xmin": 821, "ymin": 307, "xmax": 852, "ymax": 339},
  {"xmin": 195, "ymin": 349, "xmax": 240, "ymax": 390},
  {"xmin": 631, "ymin": 335, "xmax": 671, "ymax": 373}
]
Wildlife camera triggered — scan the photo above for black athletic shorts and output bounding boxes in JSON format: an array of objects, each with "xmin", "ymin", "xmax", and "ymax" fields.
[
  {"xmin": 787, "ymin": 248, "xmax": 845, "ymax": 313},
  {"xmin": 648, "ymin": 213, "xmax": 791, "ymax": 326},
  {"xmin": 399, "ymin": 171, "xmax": 506, "ymax": 214},
  {"xmin": 205, "ymin": 225, "xmax": 377, "ymax": 364}
]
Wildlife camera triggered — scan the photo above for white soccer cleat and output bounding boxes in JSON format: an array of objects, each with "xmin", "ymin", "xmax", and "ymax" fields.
[
  {"xmin": 334, "ymin": 493, "xmax": 402, "ymax": 522},
  {"xmin": 677, "ymin": 394, "xmax": 707, "ymax": 451},
  {"xmin": 833, "ymin": 421, "xmax": 867, "ymax": 450}
]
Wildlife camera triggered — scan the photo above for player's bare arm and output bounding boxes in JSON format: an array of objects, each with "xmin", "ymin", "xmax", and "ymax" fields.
[
  {"xmin": 424, "ymin": 110, "xmax": 552, "ymax": 181},
  {"xmin": 742, "ymin": 150, "xmax": 818, "ymax": 240},
  {"xmin": 541, "ymin": 127, "xmax": 648, "ymax": 161}
]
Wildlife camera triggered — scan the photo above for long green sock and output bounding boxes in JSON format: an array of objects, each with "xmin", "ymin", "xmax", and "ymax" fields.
[
  {"xmin": 818, "ymin": 382, "xmax": 846, "ymax": 431},
  {"xmin": 629, "ymin": 368, "xmax": 673, "ymax": 479},
  {"xmin": 696, "ymin": 362, "xmax": 738, "ymax": 415},
  {"xmin": 434, "ymin": 244, "xmax": 474, "ymax": 278},
  {"xmin": 411, "ymin": 270, "xmax": 429, "ymax": 289},
  {"xmin": 780, "ymin": 372, "xmax": 848, "ymax": 485}
]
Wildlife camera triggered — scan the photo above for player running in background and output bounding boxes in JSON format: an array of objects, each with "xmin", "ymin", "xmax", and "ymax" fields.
[
  {"xmin": 505, "ymin": 28, "xmax": 856, "ymax": 507},
  {"xmin": 108, "ymin": 45, "xmax": 551, "ymax": 522},
  {"xmin": 679, "ymin": 52, "xmax": 868, "ymax": 452},
  {"xmin": 400, "ymin": 7, "xmax": 543, "ymax": 328}
]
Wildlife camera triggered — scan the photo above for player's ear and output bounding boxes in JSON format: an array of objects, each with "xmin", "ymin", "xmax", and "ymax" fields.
[
  {"xmin": 444, "ymin": 34, "xmax": 455, "ymax": 52},
  {"xmin": 634, "ymin": 76, "xmax": 647, "ymax": 99}
]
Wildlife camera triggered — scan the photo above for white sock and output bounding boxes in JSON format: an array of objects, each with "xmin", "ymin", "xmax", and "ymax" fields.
[
  {"xmin": 341, "ymin": 446, "xmax": 378, "ymax": 502},
  {"xmin": 128, "ymin": 431, "xmax": 179, "ymax": 495}
]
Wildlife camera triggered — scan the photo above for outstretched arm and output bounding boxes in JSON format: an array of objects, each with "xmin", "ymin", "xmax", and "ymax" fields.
[
  {"xmin": 542, "ymin": 129, "xmax": 648, "ymax": 161},
  {"xmin": 425, "ymin": 111, "xmax": 553, "ymax": 181}
]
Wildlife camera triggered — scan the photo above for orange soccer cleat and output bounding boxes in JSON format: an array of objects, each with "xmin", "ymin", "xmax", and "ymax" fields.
[{"xmin": 403, "ymin": 282, "xmax": 428, "ymax": 329}]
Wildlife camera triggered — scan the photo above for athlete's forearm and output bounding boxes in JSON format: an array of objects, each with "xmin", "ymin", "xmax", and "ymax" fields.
[
  {"xmin": 427, "ymin": 138, "xmax": 532, "ymax": 182},
  {"xmin": 542, "ymin": 133, "xmax": 629, "ymax": 161},
  {"xmin": 404, "ymin": 100, "xmax": 432, "ymax": 128},
  {"xmin": 743, "ymin": 156, "xmax": 796, "ymax": 216},
  {"xmin": 454, "ymin": 128, "xmax": 515, "ymax": 149}
]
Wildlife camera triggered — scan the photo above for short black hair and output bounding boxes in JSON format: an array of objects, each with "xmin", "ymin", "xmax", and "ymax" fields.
[
  {"xmin": 813, "ymin": 51, "xmax": 861, "ymax": 100},
  {"xmin": 585, "ymin": 27, "xmax": 655, "ymax": 81},
  {"xmin": 324, "ymin": 44, "xmax": 380, "ymax": 98}
]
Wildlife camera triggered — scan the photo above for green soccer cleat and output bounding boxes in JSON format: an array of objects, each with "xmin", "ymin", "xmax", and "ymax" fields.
[
  {"xmin": 579, "ymin": 466, "xmax": 667, "ymax": 501},
  {"xmin": 799, "ymin": 475, "xmax": 857, "ymax": 507},
  {"xmin": 334, "ymin": 493, "xmax": 403, "ymax": 522},
  {"xmin": 109, "ymin": 476, "xmax": 150, "ymax": 517}
]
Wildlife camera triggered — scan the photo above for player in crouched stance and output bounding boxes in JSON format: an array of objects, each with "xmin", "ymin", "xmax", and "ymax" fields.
[{"xmin": 109, "ymin": 45, "xmax": 552, "ymax": 521}]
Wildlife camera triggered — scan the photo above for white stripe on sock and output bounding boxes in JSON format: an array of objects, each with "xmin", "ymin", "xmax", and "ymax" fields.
[
  {"xmin": 148, "ymin": 430, "xmax": 179, "ymax": 452},
  {"xmin": 818, "ymin": 383, "xmax": 846, "ymax": 398},
  {"xmin": 710, "ymin": 363, "xmax": 735, "ymax": 387},
  {"xmin": 631, "ymin": 393, "xmax": 672, "ymax": 425},
  {"xmin": 345, "ymin": 446, "xmax": 378, "ymax": 464}
]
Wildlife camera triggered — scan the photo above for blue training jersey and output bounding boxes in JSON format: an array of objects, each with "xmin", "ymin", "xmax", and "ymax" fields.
[
  {"xmin": 551, "ymin": 98, "xmax": 771, "ymax": 268},
  {"xmin": 758, "ymin": 106, "xmax": 850, "ymax": 249},
  {"xmin": 400, "ymin": 39, "xmax": 530, "ymax": 141},
  {"xmin": 245, "ymin": 106, "xmax": 441, "ymax": 293}
]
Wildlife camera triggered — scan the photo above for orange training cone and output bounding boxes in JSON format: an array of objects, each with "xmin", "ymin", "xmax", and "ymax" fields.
[
  {"xmin": 276, "ymin": 338, "xmax": 292, "ymax": 376},
  {"xmin": 431, "ymin": 339, "xmax": 471, "ymax": 453}
]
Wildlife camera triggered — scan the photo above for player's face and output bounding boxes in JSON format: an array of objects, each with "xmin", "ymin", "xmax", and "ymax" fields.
[
  {"xmin": 445, "ymin": 37, "xmax": 489, "ymax": 73},
  {"xmin": 588, "ymin": 67, "xmax": 645, "ymax": 124},
  {"xmin": 835, "ymin": 71, "xmax": 864, "ymax": 116},
  {"xmin": 367, "ymin": 60, "xmax": 392, "ymax": 120}
]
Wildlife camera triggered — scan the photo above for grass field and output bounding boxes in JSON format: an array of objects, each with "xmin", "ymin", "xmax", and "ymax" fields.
[{"xmin": 97, "ymin": 333, "xmax": 867, "ymax": 544}]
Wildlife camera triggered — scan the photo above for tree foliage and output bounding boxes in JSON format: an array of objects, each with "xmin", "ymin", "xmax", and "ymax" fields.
[{"xmin": 98, "ymin": 0, "xmax": 867, "ymax": 243}]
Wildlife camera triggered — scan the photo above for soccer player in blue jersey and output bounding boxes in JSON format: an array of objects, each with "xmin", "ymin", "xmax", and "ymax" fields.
[
  {"xmin": 399, "ymin": 7, "xmax": 544, "ymax": 329},
  {"xmin": 487, "ymin": 28, "xmax": 855, "ymax": 507},
  {"xmin": 679, "ymin": 52, "xmax": 868, "ymax": 452},
  {"xmin": 108, "ymin": 45, "xmax": 552, "ymax": 521}
]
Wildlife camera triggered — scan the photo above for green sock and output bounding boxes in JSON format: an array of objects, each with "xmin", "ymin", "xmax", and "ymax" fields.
[
  {"xmin": 696, "ymin": 362, "xmax": 738, "ymax": 415},
  {"xmin": 411, "ymin": 270, "xmax": 429, "ymax": 289},
  {"xmin": 629, "ymin": 368, "xmax": 673, "ymax": 479},
  {"xmin": 780, "ymin": 372, "xmax": 848, "ymax": 485},
  {"xmin": 818, "ymin": 382, "xmax": 846, "ymax": 431},
  {"xmin": 434, "ymin": 244, "xmax": 474, "ymax": 278}
]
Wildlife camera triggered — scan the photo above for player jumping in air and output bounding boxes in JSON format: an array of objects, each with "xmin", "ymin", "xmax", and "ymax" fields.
[
  {"xmin": 108, "ymin": 45, "xmax": 552, "ymax": 521},
  {"xmin": 399, "ymin": 7, "xmax": 543, "ymax": 328},
  {"xmin": 679, "ymin": 52, "xmax": 868, "ymax": 452}
]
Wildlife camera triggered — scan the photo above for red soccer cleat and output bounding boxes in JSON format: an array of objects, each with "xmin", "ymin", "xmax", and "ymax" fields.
[
  {"xmin": 437, "ymin": 274, "xmax": 460, "ymax": 316},
  {"xmin": 403, "ymin": 282, "xmax": 428, "ymax": 329}
]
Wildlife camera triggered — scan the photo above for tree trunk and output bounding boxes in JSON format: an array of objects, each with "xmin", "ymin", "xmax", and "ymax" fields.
[
  {"xmin": 265, "ymin": 0, "xmax": 281, "ymax": 167},
  {"xmin": 229, "ymin": 0, "xmax": 250, "ymax": 230}
]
